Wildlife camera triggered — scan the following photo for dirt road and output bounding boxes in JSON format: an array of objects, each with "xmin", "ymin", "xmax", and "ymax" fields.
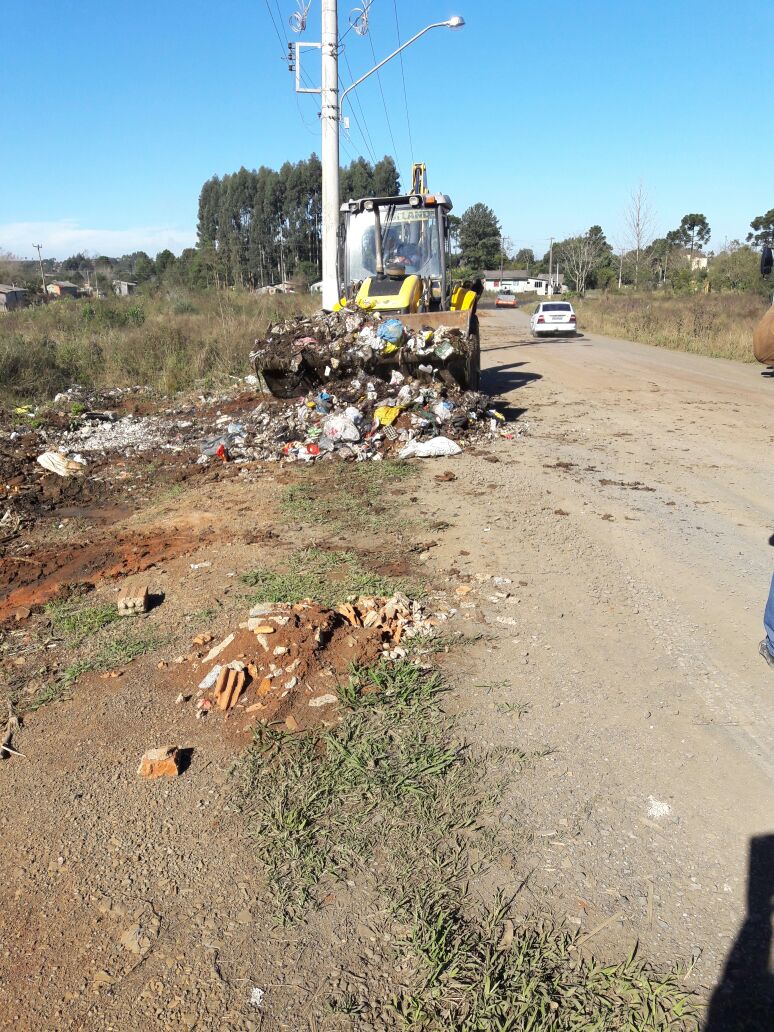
[
  {"xmin": 2, "ymin": 308, "xmax": 772, "ymax": 1029},
  {"xmin": 424, "ymin": 307, "xmax": 773, "ymax": 1002}
]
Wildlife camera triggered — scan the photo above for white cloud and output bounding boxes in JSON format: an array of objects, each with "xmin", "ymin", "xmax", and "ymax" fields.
[{"xmin": 0, "ymin": 220, "xmax": 196, "ymax": 260}]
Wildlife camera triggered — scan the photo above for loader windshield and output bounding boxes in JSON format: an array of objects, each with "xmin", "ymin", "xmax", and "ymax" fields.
[{"xmin": 344, "ymin": 205, "xmax": 442, "ymax": 284}]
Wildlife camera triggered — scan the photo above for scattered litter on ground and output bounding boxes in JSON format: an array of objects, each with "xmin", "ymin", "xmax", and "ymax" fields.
[
  {"xmin": 36, "ymin": 451, "xmax": 87, "ymax": 477},
  {"xmin": 249, "ymin": 987, "xmax": 265, "ymax": 1008}
]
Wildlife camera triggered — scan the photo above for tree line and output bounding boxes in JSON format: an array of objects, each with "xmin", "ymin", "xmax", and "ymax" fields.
[
  {"xmin": 4, "ymin": 156, "xmax": 771, "ymax": 298},
  {"xmin": 196, "ymin": 155, "xmax": 400, "ymax": 289},
  {"xmin": 454, "ymin": 192, "xmax": 774, "ymax": 296}
]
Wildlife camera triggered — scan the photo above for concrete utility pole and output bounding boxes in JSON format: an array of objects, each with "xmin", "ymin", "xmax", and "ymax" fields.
[
  {"xmin": 299, "ymin": 7, "xmax": 464, "ymax": 310},
  {"xmin": 547, "ymin": 237, "xmax": 554, "ymax": 296},
  {"xmin": 320, "ymin": 0, "xmax": 340, "ymax": 312},
  {"xmin": 33, "ymin": 243, "xmax": 46, "ymax": 296}
]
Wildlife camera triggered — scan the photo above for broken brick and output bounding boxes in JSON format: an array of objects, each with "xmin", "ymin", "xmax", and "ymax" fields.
[
  {"xmin": 118, "ymin": 585, "xmax": 149, "ymax": 617},
  {"xmin": 137, "ymin": 746, "xmax": 182, "ymax": 778}
]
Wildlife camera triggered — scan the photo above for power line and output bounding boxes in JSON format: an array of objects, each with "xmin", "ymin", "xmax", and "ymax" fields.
[
  {"xmin": 263, "ymin": 0, "xmax": 288, "ymax": 59},
  {"xmin": 391, "ymin": 0, "xmax": 415, "ymax": 167},
  {"xmin": 367, "ymin": 31, "xmax": 401, "ymax": 169},
  {"xmin": 340, "ymin": 50, "xmax": 378, "ymax": 162},
  {"xmin": 273, "ymin": 0, "xmax": 290, "ymax": 47}
]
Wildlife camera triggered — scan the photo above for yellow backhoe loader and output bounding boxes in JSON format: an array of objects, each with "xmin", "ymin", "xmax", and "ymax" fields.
[{"xmin": 337, "ymin": 163, "xmax": 481, "ymax": 389}]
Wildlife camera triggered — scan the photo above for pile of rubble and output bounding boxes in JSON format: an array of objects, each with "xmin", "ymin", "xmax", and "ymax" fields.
[
  {"xmin": 11, "ymin": 309, "xmax": 521, "ymax": 477},
  {"xmin": 177, "ymin": 592, "xmax": 440, "ymax": 734},
  {"xmin": 245, "ymin": 308, "xmax": 509, "ymax": 463}
]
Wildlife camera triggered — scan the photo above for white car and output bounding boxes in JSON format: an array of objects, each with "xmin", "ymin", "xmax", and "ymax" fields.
[{"xmin": 530, "ymin": 301, "xmax": 577, "ymax": 337}]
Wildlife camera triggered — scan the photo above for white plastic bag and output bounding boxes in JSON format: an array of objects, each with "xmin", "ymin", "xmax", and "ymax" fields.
[
  {"xmin": 36, "ymin": 451, "xmax": 87, "ymax": 477},
  {"xmin": 322, "ymin": 414, "xmax": 361, "ymax": 442},
  {"xmin": 398, "ymin": 436, "xmax": 462, "ymax": 459}
]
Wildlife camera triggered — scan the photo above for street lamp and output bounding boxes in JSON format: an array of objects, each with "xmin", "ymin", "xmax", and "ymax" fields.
[{"xmin": 339, "ymin": 17, "xmax": 466, "ymax": 116}]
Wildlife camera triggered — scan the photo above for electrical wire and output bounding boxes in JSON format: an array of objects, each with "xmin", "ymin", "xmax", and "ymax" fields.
[
  {"xmin": 341, "ymin": 50, "xmax": 378, "ymax": 163},
  {"xmin": 263, "ymin": 0, "xmax": 289, "ymax": 59},
  {"xmin": 367, "ymin": 32, "xmax": 401, "ymax": 169},
  {"xmin": 392, "ymin": 0, "xmax": 415, "ymax": 167}
]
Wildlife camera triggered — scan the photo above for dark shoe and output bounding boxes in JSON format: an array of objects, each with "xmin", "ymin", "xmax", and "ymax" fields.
[{"xmin": 760, "ymin": 641, "xmax": 774, "ymax": 668}]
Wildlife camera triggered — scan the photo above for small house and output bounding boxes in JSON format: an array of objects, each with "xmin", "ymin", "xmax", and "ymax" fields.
[
  {"xmin": 482, "ymin": 270, "xmax": 529, "ymax": 293},
  {"xmin": 113, "ymin": 280, "xmax": 137, "ymax": 296},
  {"xmin": 46, "ymin": 280, "xmax": 80, "ymax": 298},
  {"xmin": 528, "ymin": 274, "xmax": 566, "ymax": 295},
  {"xmin": 0, "ymin": 284, "xmax": 30, "ymax": 311}
]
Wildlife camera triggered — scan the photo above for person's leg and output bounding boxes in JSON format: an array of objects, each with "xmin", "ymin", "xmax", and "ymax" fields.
[{"xmin": 762, "ymin": 573, "xmax": 774, "ymax": 666}]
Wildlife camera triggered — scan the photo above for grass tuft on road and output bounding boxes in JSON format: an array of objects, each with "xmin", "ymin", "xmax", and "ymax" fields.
[
  {"xmin": 241, "ymin": 546, "xmax": 414, "ymax": 608},
  {"xmin": 46, "ymin": 598, "xmax": 120, "ymax": 644},
  {"xmin": 239, "ymin": 658, "xmax": 699, "ymax": 1028},
  {"xmin": 282, "ymin": 459, "xmax": 417, "ymax": 532}
]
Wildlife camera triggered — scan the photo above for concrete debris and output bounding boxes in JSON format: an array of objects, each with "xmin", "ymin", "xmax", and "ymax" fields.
[
  {"xmin": 117, "ymin": 585, "xmax": 149, "ymax": 617},
  {"xmin": 137, "ymin": 746, "xmax": 182, "ymax": 778},
  {"xmin": 184, "ymin": 593, "xmax": 440, "ymax": 734},
  {"xmin": 202, "ymin": 634, "xmax": 235, "ymax": 663}
]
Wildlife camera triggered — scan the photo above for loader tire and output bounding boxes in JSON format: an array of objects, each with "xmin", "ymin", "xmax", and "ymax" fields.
[{"xmin": 466, "ymin": 332, "xmax": 481, "ymax": 391}]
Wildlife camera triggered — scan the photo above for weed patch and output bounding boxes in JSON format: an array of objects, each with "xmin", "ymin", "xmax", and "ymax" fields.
[
  {"xmin": 46, "ymin": 598, "xmax": 120, "ymax": 644},
  {"xmin": 90, "ymin": 632, "xmax": 159, "ymax": 669},
  {"xmin": 241, "ymin": 547, "xmax": 412, "ymax": 608},
  {"xmin": 394, "ymin": 890, "xmax": 698, "ymax": 1030},
  {"xmin": 238, "ymin": 655, "xmax": 698, "ymax": 1028},
  {"xmin": 282, "ymin": 460, "xmax": 417, "ymax": 532},
  {"xmin": 239, "ymin": 660, "xmax": 465, "ymax": 918}
]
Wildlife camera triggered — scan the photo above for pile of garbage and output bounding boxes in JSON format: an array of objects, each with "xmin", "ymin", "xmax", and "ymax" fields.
[
  {"xmin": 250, "ymin": 309, "xmax": 471, "ymax": 385},
  {"xmin": 244, "ymin": 309, "xmax": 508, "ymax": 463},
  {"xmin": 181, "ymin": 592, "xmax": 440, "ymax": 733},
  {"xmin": 17, "ymin": 310, "xmax": 520, "ymax": 477}
]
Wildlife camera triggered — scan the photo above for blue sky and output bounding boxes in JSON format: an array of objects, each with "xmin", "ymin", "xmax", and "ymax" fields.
[{"xmin": 2, "ymin": 0, "xmax": 772, "ymax": 260}]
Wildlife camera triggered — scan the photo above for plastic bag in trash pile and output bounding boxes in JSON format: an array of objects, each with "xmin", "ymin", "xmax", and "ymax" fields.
[
  {"xmin": 398, "ymin": 437, "xmax": 462, "ymax": 459},
  {"xmin": 37, "ymin": 451, "xmax": 87, "ymax": 477}
]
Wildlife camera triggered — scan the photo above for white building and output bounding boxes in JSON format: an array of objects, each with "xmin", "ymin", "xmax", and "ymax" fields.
[
  {"xmin": 482, "ymin": 270, "xmax": 529, "ymax": 293},
  {"xmin": 482, "ymin": 270, "xmax": 566, "ymax": 295}
]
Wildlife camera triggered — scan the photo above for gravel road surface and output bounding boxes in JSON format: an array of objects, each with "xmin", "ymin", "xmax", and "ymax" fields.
[{"xmin": 423, "ymin": 306, "xmax": 774, "ymax": 1003}]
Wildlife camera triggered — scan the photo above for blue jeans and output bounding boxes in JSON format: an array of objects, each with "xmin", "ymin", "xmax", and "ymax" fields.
[{"xmin": 765, "ymin": 573, "xmax": 774, "ymax": 658}]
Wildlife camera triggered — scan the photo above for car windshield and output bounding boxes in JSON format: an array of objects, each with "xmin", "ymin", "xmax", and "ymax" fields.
[
  {"xmin": 344, "ymin": 205, "xmax": 442, "ymax": 283},
  {"xmin": 542, "ymin": 303, "xmax": 571, "ymax": 312}
]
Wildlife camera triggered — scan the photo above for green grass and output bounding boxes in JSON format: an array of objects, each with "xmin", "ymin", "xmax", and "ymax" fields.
[
  {"xmin": 91, "ymin": 632, "xmax": 159, "ymax": 669},
  {"xmin": 46, "ymin": 598, "xmax": 120, "ymax": 644},
  {"xmin": 238, "ymin": 657, "xmax": 699, "ymax": 1027},
  {"xmin": 26, "ymin": 660, "xmax": 93, "ymax": 712},
  {"xmin": 282, "ymin": 460, "xmax": 417, "ymax": 533},
  {"xmin": 239, "ymin": 659, "xmax": 462, "ymax": 919},
  {"xmin": 394, "ymin": 892, "xmax": 699, "ymax": 1030},
  {"xmin": 29, "ymin": 605, "xmax": 161, "ymax": 712},
  {"xmin": 241, "ymin": 546, "xmax": 413, "ymax": 608}
]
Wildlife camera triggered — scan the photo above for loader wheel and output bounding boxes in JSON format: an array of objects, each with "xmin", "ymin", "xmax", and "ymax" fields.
[{"xmin": 466, "ymin": 332, "xmax": 481, "ymax": 391}]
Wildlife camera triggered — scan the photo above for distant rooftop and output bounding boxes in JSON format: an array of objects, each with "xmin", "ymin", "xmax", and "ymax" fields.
[{"xmin": 482, "ymin": 269, "xmax": 529, "ymax": 280}]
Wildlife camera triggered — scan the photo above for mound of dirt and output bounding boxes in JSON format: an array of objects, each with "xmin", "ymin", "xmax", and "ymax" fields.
[{"xmin": 181, "ymin": 594, "xmax": 433, "ymax": 736}]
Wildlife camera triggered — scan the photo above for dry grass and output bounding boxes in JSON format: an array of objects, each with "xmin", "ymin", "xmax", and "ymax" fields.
[
  {"xmin": 574, "ymin": 292, "xmax": 767, "ymax": 362},
  {"xmin": 0, "ymin": 289, "xmax": 316, "ymax": 401}
]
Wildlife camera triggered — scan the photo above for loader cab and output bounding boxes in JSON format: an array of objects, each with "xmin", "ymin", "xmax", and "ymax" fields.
[{"xmin": 339, "ymin": 193, "xmax": 454, "ymax": 314}]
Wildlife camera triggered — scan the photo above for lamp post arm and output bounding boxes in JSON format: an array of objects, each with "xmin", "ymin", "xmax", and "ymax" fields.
[{"xmin": 339, "ymin": 21, "xmax": 450, "ymax": 115}]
